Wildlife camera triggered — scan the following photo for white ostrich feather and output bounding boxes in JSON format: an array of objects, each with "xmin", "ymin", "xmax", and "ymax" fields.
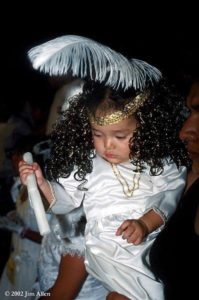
[
  {"xmin": 130, "ymin": 58, "xmax": 162, "ymax": 90},
  {"xmin": 28, "ymin": 35, "xmax": 162, "ymax": 90}
]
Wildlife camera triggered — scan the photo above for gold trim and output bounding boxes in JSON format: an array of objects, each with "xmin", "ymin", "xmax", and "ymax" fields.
[{"xmin": 89, "ymin": 92, "xmax": 149, "ymax": 126}]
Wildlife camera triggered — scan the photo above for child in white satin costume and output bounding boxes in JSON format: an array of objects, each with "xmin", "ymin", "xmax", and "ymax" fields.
[{"xmin": 19, "ymin": 77, "xmax": 189, "ymax": 299}]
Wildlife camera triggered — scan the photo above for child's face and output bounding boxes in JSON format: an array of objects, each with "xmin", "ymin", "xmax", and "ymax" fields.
[{"xmin": 91, "ymin": 116, "xmax": 137, "ymax": 164}]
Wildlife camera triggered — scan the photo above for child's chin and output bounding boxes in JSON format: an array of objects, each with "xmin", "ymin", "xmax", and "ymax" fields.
[{"xmin": 104, "ymin": 157, "xmax": 124, "ymax": 164}]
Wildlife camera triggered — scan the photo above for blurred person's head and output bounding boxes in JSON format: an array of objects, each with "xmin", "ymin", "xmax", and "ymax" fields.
[
  {"xmin": 6, "ymin": 135, "xmax": 48, "ymax": 176},
  {"xmin": 179, "ymin": 78, "xmax": 199, "ymax": 171}
]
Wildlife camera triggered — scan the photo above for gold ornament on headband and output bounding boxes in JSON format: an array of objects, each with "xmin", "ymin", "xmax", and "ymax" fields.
[{"xmin": 89, "ymin": 92, "xmax": 149, "ymax": 126}]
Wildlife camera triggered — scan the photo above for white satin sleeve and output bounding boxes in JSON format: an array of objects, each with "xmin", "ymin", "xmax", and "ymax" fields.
[
  {"xmin": 49, "ymin": 174, "xmax": 86, "ymax": 215},
  {"xmin": 146, "ymin": 164, "xmax": 187, "ymax": 222}
]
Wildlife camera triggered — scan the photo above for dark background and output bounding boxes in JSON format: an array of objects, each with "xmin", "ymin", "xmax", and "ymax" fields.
[{"xmin": 1, "ymin": 6, "xmax": 199, "ymax": 100}]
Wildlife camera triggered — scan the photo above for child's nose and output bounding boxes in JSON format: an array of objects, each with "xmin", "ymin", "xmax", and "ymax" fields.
[{"xmin": 104, "ymin": 137, "xmax": 114, "ymax": 149}]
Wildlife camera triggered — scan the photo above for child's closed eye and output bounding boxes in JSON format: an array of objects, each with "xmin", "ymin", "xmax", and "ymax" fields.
[{"xmin": 115, "ymin": 135, "xmax": 127, "ymax": 139}]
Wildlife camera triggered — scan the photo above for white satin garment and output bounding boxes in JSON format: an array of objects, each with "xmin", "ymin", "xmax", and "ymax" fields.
[{"xmin": 51, "ymin": 155, "xmax": 187, "ymax": 300}]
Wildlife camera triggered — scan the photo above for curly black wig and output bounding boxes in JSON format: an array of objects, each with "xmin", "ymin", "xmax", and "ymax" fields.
[{"xmin": 46, "ymin": 80, "xmax": 190, "ymax": 181}]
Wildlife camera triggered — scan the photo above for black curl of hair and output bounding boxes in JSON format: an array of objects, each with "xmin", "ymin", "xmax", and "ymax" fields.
[
  {"xmin": 131, "ymin": 79, "xmax": 190, "ymax": 174},
  {"xmin": 46, "ymin": 93, "xmax": 95, "ymax": 181}
]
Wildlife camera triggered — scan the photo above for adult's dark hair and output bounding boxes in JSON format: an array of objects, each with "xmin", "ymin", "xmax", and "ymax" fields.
[{"xmin": 46, "ymin": 80, "xmax": 190, "ymax": 181}]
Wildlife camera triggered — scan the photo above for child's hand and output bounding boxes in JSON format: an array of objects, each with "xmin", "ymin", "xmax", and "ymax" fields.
[
  {"xmin": 18, "ymin": 160, "xmax": 45, "ymax": 188},
  {"xmin": 116, "ymin": 219, "xmax": 149, "ymax": 245}
]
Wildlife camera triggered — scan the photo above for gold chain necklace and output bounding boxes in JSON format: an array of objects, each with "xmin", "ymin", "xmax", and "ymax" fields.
[{"xmin": 111, "ymin": 163, "xmax": 140, "ymax": 197}]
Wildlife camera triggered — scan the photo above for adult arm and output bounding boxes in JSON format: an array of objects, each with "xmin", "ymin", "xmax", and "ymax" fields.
[
  {"xmin": 39, "ymin": 254, "xmax": 88, "ymax": 300},
  {"xmin": 106, "ymin": 292, "xmax": 129, "ymax": 300}
]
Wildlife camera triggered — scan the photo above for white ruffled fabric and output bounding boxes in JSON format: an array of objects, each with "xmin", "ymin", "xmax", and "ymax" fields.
[{"xmin": 51, "ymin": 155, "xmax": 187, "ymax": 299}]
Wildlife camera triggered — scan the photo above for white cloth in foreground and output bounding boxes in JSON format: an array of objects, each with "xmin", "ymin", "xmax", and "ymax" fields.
[
  {"xmin": 0, "ymin": 187, "xmax": 41, "ymax": 300},
  {"xmin": 51, "ymin": 155, "xmax": 186, "ymax": 300}
]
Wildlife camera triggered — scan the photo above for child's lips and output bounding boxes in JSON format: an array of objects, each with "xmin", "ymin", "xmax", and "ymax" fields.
[{"xmin": 105, "ymin": 153, "xmax": 117, "ymax": 159}]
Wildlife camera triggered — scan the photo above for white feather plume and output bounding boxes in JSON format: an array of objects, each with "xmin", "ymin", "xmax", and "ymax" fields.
[
  {"xmin": 130, "ymin": 59, "xmax": 162, "ymax": 90},
  {"xmin": 28, "ymin": 35, "xmax": 162, "ymax": 90}
]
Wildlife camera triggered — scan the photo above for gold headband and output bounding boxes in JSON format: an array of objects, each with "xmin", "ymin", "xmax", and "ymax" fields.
[{"xmin": 89, "ymin": 92, "xmax": 149, "ymax": 126}]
